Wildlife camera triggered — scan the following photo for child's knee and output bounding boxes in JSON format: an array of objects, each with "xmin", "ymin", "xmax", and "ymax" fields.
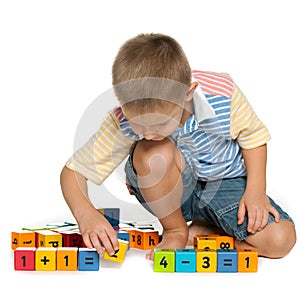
[{"xmin": 133, "ymin": 138, "xmax": 182, "ymax": 175}]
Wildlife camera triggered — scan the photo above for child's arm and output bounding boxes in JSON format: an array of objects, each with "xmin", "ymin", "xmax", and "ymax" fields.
[
  {"xmin": 237, "ymin": 144, "xmax": 280, "ymax": 234},
  {"xmin": 60, "ymin": 166, "xmax": 119, "ymax": 255}
]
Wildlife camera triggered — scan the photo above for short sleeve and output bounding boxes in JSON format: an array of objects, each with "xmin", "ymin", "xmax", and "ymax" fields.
[
  {"xmin": 230, "ymin": 83, "xmax": 271, "ymax": 149},
  {"xmin": 66, "ymin": 110, "xmax": 134, "ymax": 185}
]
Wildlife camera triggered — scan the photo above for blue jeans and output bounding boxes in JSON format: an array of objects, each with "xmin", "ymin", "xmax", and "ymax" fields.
[{"xmin": 125, "ymin": 147, "xmax": 294, "ymax": 241}]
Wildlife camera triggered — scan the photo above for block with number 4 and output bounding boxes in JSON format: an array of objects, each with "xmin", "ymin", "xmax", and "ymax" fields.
[{"xmin": 154, "ymin": 249, "xmax": 175, "ymax": 272}]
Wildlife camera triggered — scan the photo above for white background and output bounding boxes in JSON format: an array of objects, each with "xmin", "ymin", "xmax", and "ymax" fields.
[{"xmin": 0, "ymin": 0, "xmax": 299, "ymax": 299}]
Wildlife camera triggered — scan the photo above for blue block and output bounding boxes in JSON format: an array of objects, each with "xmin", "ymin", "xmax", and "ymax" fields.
[
  {"xmin": 217, "ymin": 249, "xmax": 237, "ymax": 272},
  {"xmin": 104, "ymin": 208, "xmax": 120, "ymax": 228},
  {"xmin": 117, "ymin": 231, "xmax": 130, "ymax": 249},
  {"xmin": 78, "ymin": 249, "xmax": 99, "ymax": 271},
  {"xmin": 175, "ymin": 249, "xmax": 196, "ymax": 272}
]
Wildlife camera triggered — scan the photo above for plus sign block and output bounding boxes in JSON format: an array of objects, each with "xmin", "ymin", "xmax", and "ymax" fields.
[
  {"xmin": 14, "ymin": 247, "xmax": 36, "ymax": 270},
  {"xmin": 56, "ymin": 247, "xmax": 78, "ymax": 271},
  {"xmin": 78, "ymin": 248, "xmax": 99, "ymax": 271},
  {"xmin": 153, "ymin": 249, "xmax": 175, "ymax": 272},
  {"xmin": 35, "ymin": 248, "xmax": 57, "ymax": 271}
]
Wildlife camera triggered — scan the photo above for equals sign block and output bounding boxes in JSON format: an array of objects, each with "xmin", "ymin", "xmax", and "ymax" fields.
[
  {"xmin": 78, "ymin": 248, "xmax": 99, "ymax": 271},
  {"xmin": 217, "ymin": 249, "xmax": 237, "ymax": 272}
]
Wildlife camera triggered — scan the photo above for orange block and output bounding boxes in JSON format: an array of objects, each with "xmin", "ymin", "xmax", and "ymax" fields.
[
  {"xmin": 57, "ymin": 247, "xmax": 78, "ymax": 271},
  {"xmin": 141, "ymin": 230, "xmax": 159, "ymax": 250},
  {"xmin": 216, "ymin": 236, "xmax": 234, "ymax": 250},
  {"xmin": 11, "ymin": 231, "xmax": 35, "ymax": 250},
  {"xmin": 237, "ymin": 249, "xmax": 258, "ymax": 272}
]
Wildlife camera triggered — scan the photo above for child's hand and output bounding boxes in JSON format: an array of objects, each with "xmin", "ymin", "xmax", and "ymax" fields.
[
  {"xmin": 77, "ymin": 207, "xmax": 119, "ymax": 255},
  {"xmin": 237, "ymin": 190, "xmax": 280, "ymax": 234}
]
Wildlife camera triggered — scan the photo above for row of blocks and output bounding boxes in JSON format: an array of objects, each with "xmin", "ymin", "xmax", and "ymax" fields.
[
  {"xmin": 14, "ymin": 241, "xmax": 129, "ymax": 271},
  {"xmin": 154, "ymin": 248, "xmax": 258, "ymax": 273}
]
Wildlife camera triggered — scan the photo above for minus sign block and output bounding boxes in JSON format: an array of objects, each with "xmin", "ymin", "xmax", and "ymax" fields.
[
  {"xmin": 78, "ymin": 248, "xmax": 99, "ymax": 271},
  {"xmin": 175, "ymin": 249, "xmax": 196, "ymax": 272}
]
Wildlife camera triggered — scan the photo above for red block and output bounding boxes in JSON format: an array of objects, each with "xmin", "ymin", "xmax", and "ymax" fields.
[{"xmin": 14, "ymin": 247, "xmax": 36, "ymax": 270}]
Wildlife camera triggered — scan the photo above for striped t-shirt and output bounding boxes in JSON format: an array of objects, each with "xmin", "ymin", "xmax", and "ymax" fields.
[{"xmin": 66, "ymin": 70, "xmax": 271, "ymax": 184}]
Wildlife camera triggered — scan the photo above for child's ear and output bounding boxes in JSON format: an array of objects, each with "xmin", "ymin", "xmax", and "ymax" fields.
[{"xmin": 186, "ymin": 82, "xmax": 198, "ymax": 101}]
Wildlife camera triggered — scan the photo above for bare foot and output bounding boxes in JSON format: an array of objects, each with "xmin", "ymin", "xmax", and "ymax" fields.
[
  {"xmin": 146, "ymin": 229, "xmax": 187, "ymax": 260},
  {"xmin": 187, "ymin": 221, "xmax": 226, "ymax": 246}
]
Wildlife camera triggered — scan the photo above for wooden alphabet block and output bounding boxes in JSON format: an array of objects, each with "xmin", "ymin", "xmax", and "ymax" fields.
[
  {"xmin": 216, "ymin": 236, "xmax": 234, "ymax": 250},
  {"xmin": 56, "ymin": 247, "xmax": 78, "ymax": 271},
  {"xmin": 124, "ymin": 229, "xmax": 138, "ymax": 248},
  {"xmin": 193, "ymin": 234, "xmax": 219, "ymax": 248},
  {"xmin": 14, "ymin": 247, "xmax": 36, "ymax": 270},
  {"xmin": 78, "ymin": 248, "xmax": 99, "ymax": 271},
  {"xmin": 197, "ymin": 238, "xmax": 217, "ymax": 250},
  {"xmin": 97, "ymin": 208, "xmax": 120, "ymax": 228},
  {"xmin": 11, "ymin": 231, "xmax": 35, "ymax": 250},
  {"xmin": 117, "ymin": 231, "xmax": 130, "ymax": 249},
  {"xmin": 237, "ymin": 249, "xmax": 258, "ymax": 272},
  {"xmin": 196, "ymin": 249, "xmax": 217, "ymax": 272},
  {"xmin": 36, "ymin": 231, "xmax": 62, "ymax": 248},
  {"xmin": 153, "ymin": 249, "xmax": 175, "ymax": 272},
  {"xmin": 175, "ymin": 249, "xmax": 196, "ymax": 272},
  {"xmin": 35, "ymin": 247, "xmax": 57, "ymax": 271},
  {"xmin": 141, "ymin": 230, "xmax": 159, "ymax": 250},
  {"xmin": 217, "ymin": 249, "xmax": 238, "ymax": 272},
  {"xmin": 103, "ymin": 240, "xmax": 129, "ymax": 263}
]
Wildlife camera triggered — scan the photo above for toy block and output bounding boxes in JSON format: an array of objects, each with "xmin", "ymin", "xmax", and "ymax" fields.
[
  {"xmin": 196, "ymin": 249, "xmax": 217, "ymax": 272},
  {"xmin": 14, "ymin": 247, "xmax": 36, "ymax": 270},
  {"xmin": 153, "ymin": 249, "xmax": 175, "ymax": 272},
  {"xmin": 197, "ymin": 238, "xmax": 217, "ymax": 250},
  {"xmin": 175, "ymin": 249, "xmax": 196, "ymax": 272},
  {"xmin": 11, "ymin": 231, "xmax": 36, "ymax": 250},
  {"xmin": 56, "ymin": 247, "xmax": 78, "ymax": 271},
  {"xmin": 141, "ymin": 230, "xmax": 159, "ymax": 250},
  {"xmin": 103, "ymin": 240, "xmax": 129, "ymax": 263},
  {"xmin": 78, "ymin": 248, "xmax": 99, "ymax": 271},
  {"xmin": 35, "ymin": 247, "xmax": 57, "ymax": 271},
  {"xmin": 193, "ymin": 234, "xmax": 219, "ymax": 248},
  {"xmin": 124, "ymin": 229, "xmax": 138, "ymax": 248},
  {"xmin": 117, "ymin": 231, "xmax": 130, "ymax": 249},
  {"xmin": 36, "ymin": 231, "xmax": 62, "ymax": 248},
  {"xmin": 60, "ymin": 231, "xmax": 85, "ymax": 248},
  {"xmin": 237, "ymin": 249, "xmax": 258, "ymax": 272},
  {"xmin": 217, "ymin": 249, "xmax": 238, "ymax": 272},
  {"xmin": 216, "ymin": 236, "xmax": 234, "ymax": 250}
]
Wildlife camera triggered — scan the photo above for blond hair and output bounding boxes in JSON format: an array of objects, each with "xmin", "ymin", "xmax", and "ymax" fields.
[{"xmin": 112, "ymin": 33, "xmax": 191, "ymax": 113}]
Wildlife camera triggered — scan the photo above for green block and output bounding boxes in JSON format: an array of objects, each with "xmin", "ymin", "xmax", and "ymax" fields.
[{"xmin": 154, "ymin": 249, "xmax": 175, "ymax": 272}]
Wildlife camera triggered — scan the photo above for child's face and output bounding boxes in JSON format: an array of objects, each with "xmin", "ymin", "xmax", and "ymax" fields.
[{"xmin": 124, "ymin": 103, "xmax": 184, "ymax": 141}]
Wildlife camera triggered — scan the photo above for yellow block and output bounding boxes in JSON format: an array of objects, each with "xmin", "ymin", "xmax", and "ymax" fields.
[
  {"xmin": 197, "ymin": 238, "xmax": 217, "ymax": 250},
  {"xmin": 11, "ymin": 231, "xmax": 35, "ymax": 250},
  {"xmin": 35, "ymin": 247, "xmax": 57, "ymax": 271},
  {"xmin": 103, "ymin": 240, "xmax": 129, "ymax": 263},
  {"xmin": 37, "ymin": 231, "xmax": 62, "ymax": 248},
  {"xmin": 196, "ymin": 249, "xmax": 217, "ymax": 272},
  {"xmin": 237, "ymin": 249, "xmax": 258, "ymax": 272},
  {"xmin": 57, "ymin": 247, "xmax": 78, "ymax": 271},
  {"xmin": 216, "ymin": 236, "xmax": 234, "ymax": 249}
]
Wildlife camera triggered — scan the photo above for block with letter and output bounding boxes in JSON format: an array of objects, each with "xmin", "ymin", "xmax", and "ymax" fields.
[
  {"xmin": 196, "ymin": 249, "xmax": 217, "ymax": 272},
  {"xmin": 154, "ymin": 249, "xmax": 175, "ymax": 272},
  {"xmin": 217, "ymin": 249, "xmax": 238, "ymax": 272},
  {"xmin": 35, "ymin": 247, "xmax": 57, "ymax": 271},
  {"xmin": 103, "ymin": 240, "xmax": 129, "ymax": 263},
  {"xmin": 14, "ymin": 247, "xmax": 36, "ymax": 271},
  {"xmin": 216, "ymin": 236, "xmax": 234, "ymax": 250},
  {"xmin": 78, "ymin": 248, "xmax": 99, "ymax": 271},
  {"xmin": 141, "ymin": 229, "xmax": 159, "ymax": 250},
  {"xmin": 11, "ymin": 231, "xmax": 35, "ymax": 250},
  {"xmin": 175, "ymin": 249, "xmax": 196, "ymax": 272},
  {"xmin": 237, "ymin": 249, "xmax": 258, "ymax": 272},
  {"xmin": 56, "ymin": 247, "xmax": 78, "ymax": 271},
  {"xmin": 36, "ymin": 231, "xmax": 62, "ymax": 248}
]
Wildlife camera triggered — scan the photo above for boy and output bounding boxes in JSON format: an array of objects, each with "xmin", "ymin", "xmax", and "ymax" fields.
[{"xmin": 60, "ymin": 33, "xmax": 296, "ymax": 260}]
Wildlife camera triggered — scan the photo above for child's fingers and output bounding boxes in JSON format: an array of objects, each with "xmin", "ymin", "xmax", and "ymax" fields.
[
  {"xmin": 89, "ymin": 232, "xmax": 104, "ymax": 254},
  {"xmin": 237, "ymin": 202, "xmax": 246, "ymax": 225},
  {"xmin": 269, "ymin": 206, "xmax": 280, "ymax": 222}
]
